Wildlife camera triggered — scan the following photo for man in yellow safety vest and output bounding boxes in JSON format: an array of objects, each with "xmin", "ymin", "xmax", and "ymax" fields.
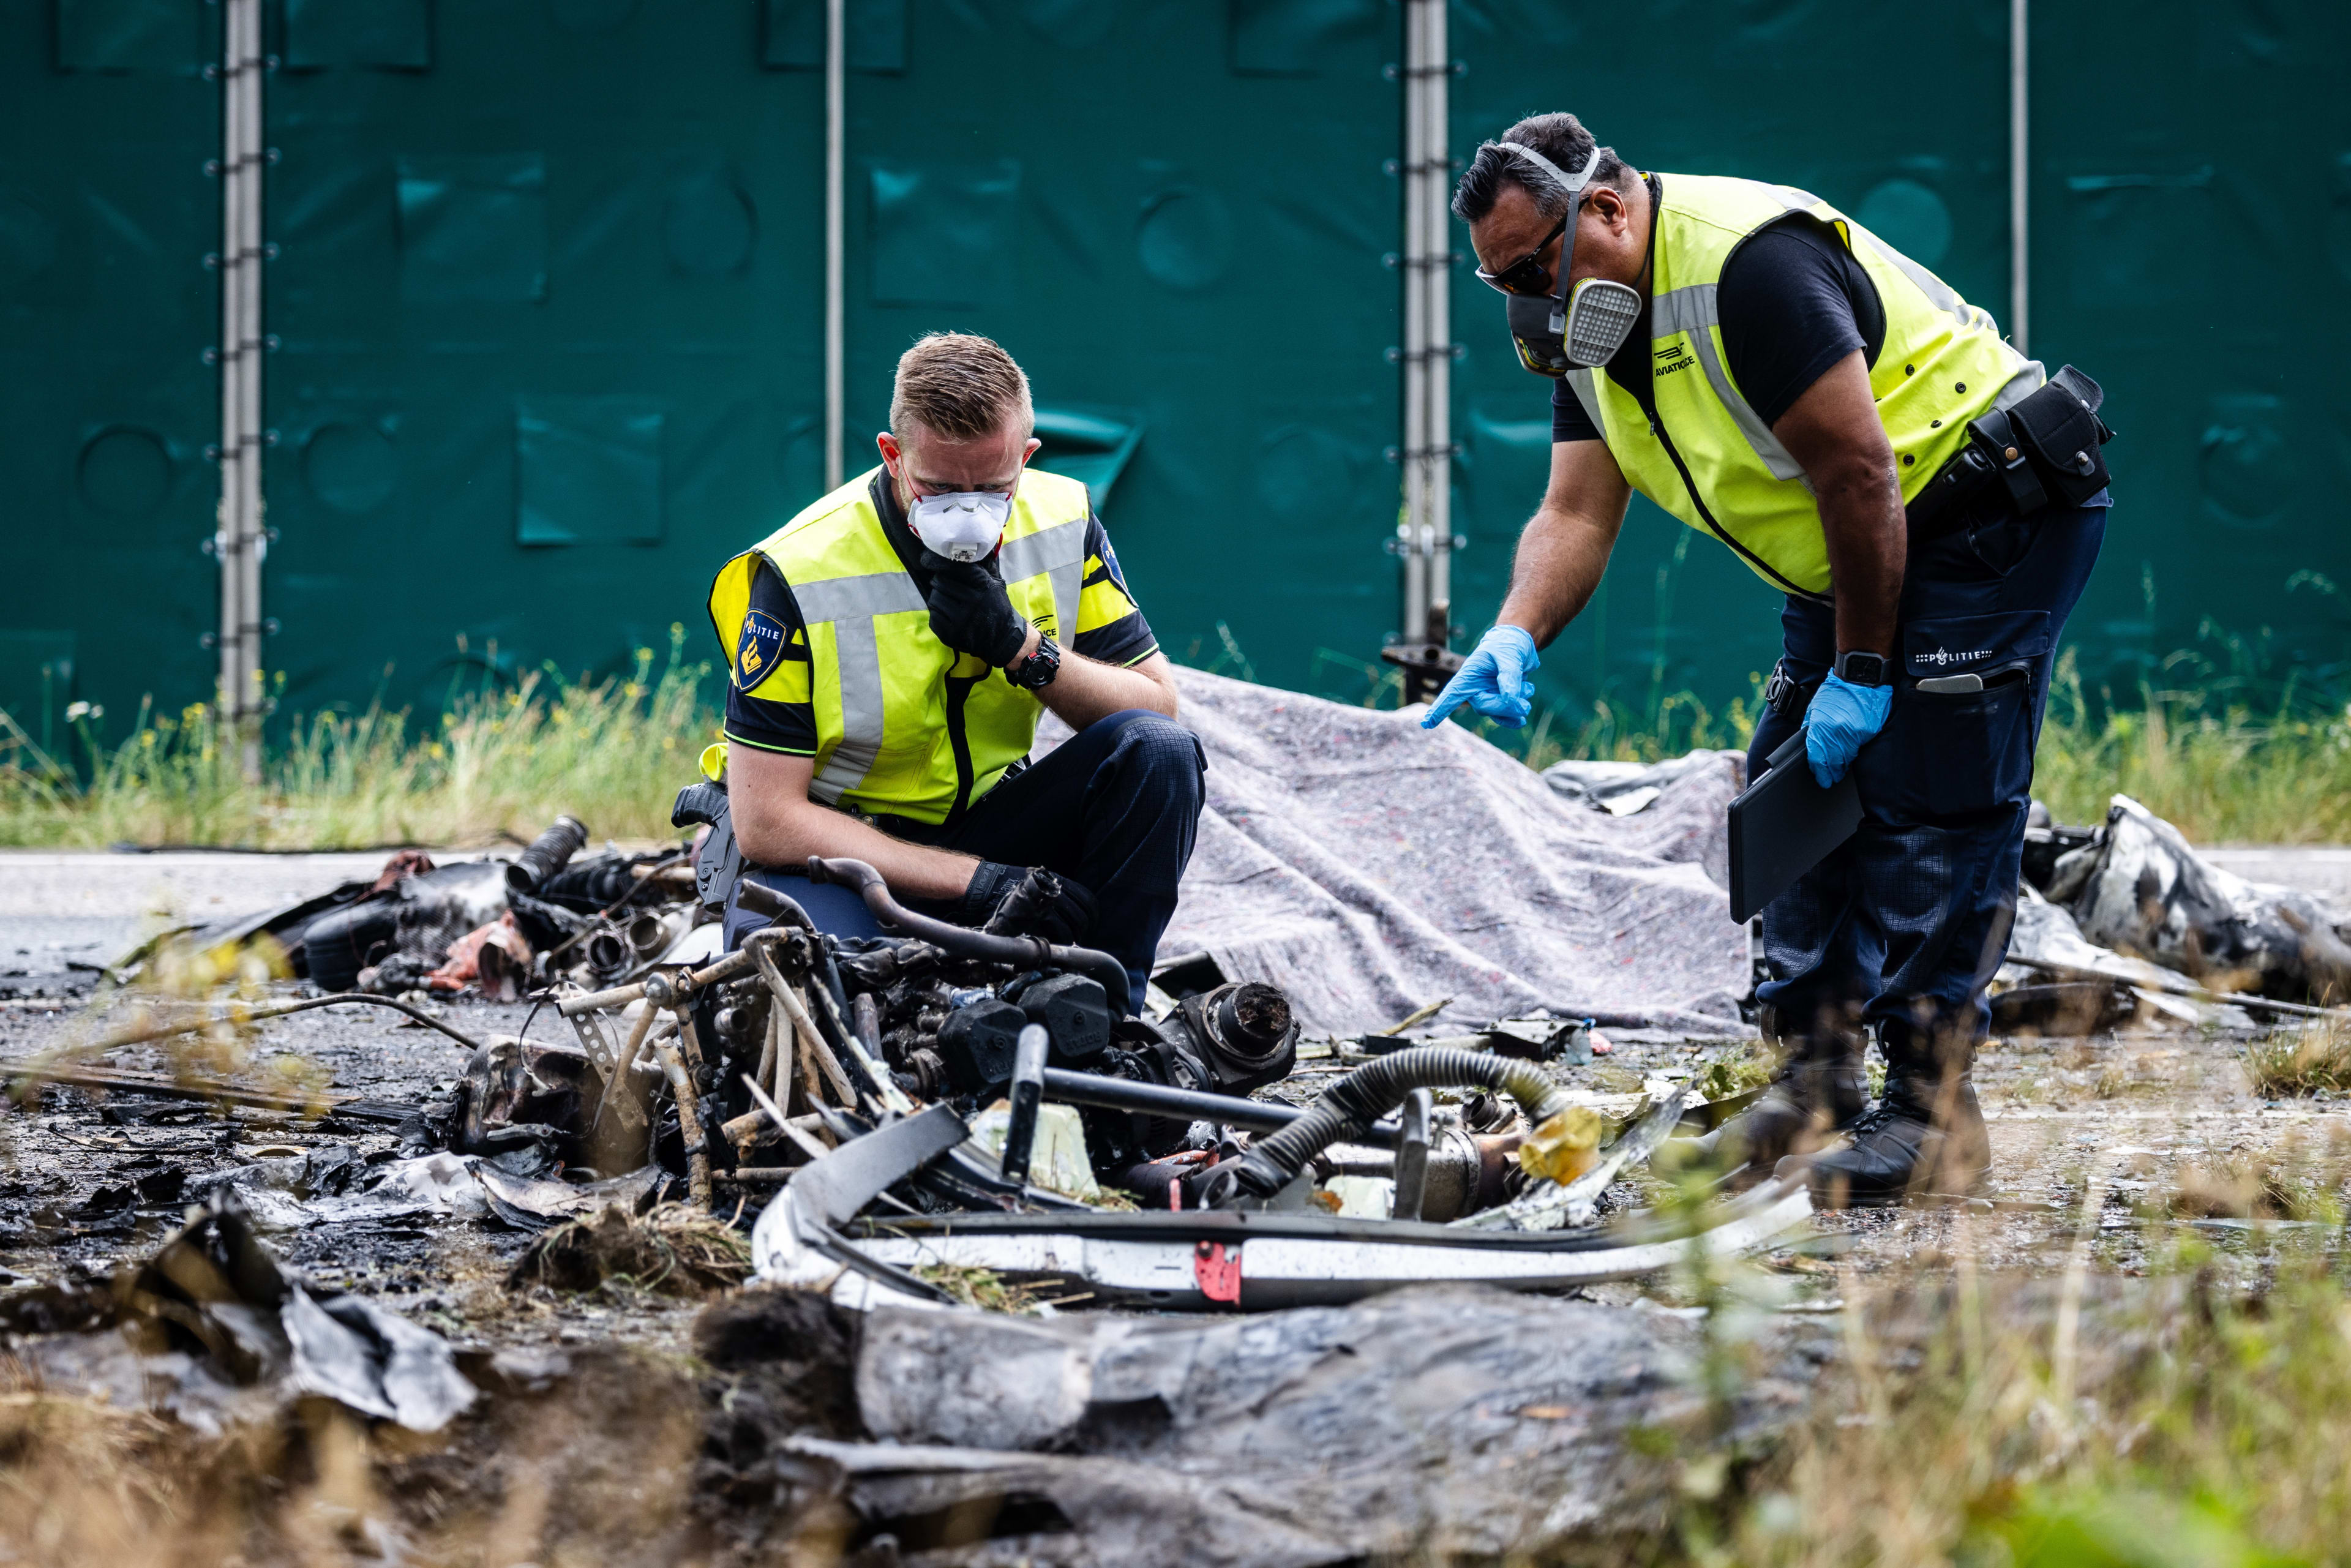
[
  {"xmin": 703, "ymin": 332, "xmax": 1202, "ymax": 1008},
  {"xmin": 1429, "ymin": 113, "xmax": 2111, "ymax": 1206}
]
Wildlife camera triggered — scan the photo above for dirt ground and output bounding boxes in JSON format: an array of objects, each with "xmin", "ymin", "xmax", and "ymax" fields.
[{"xmin": 0, "ymin": 850, "xmax": 2341, "ymax": 1564}]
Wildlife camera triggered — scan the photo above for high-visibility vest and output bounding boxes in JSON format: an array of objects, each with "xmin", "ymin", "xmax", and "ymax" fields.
[
  {"xmin": 704, "ymin": 468, "xmax": 1092, "ymax": 825},
  {"xmin": 1564, "ymin": 173, "xmax": 2044, "ymax": 598}
]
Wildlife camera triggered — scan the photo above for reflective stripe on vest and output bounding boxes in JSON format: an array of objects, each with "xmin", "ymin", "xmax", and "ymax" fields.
[
  {"xmin": 706, "ymin": 468, "xmax": 1092, "ymax": 823},
  {"xmin": 1573, "ymin": 174, "xmax": 2044, "ymax": 598}
]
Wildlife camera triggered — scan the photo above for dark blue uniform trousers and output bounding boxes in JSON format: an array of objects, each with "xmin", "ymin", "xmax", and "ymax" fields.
[
  {"xmin": 726, "ymin": 709, "xmax": 1206, "ymax": 1005},
  {"xmin": 1749, "ymin": 497, "xmax": 2107, "ymax": 1069}
]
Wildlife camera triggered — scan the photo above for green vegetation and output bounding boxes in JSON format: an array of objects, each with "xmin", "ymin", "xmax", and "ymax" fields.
[
  {"xmin": 1670, "ymin": 1235, "xmax": 2351, "ymax": 1567},
  {"xmin": 2245, "ymin": 1021, "xmax": 2351, "ymax": 1099},
  {"xmin": 1630, "ymin": 1120, "xmax": 2351, "ymax": 1568},
  {"xmin": 0, "ymin": 632, "xmax": 713, "ymax": 850},
  {"xmin": 2030, "ymin": 647, "xmax": 2351, "ymax": 846},
  {"xmin": 2, "ymin": 625, "xmax": 2345, "ymax": 850}
]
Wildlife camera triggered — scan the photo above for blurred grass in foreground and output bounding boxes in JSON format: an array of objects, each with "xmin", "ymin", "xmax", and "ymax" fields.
[
  {"xmin": 1648, "ymin": 1157, "xmax": 2351, "ymax": 1568},
  {"xmin": 4, "ymin": 626, "xmax": 2347, "ymax": 849}
]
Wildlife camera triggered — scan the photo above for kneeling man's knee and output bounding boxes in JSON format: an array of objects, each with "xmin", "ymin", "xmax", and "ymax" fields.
[{"xmin": 1102, "ymin": 711, "xmax": 1204, "ymax": 801}]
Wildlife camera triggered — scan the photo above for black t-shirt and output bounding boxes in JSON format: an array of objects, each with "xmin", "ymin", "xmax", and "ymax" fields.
[
  {"xmin": 724, "ymin": 470, "xmax": 1160, "ymax": 757},
  {"xmin": 1551, "ymin": 190, "xmax": 1888, "ymax": 442}
]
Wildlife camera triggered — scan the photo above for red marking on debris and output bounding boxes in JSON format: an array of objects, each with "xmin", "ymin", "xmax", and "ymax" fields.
[
  {"xmin": 369, "ymin": 849, "xmax": 435, "ymax": 893},
  {"xmin": 1169, "ymin": 1180, "xmax": 1182, "ymax": 1212},
  {"xmin": 1193, "ymin": 1239, "xmax": 1241, "ymax": 1305}
]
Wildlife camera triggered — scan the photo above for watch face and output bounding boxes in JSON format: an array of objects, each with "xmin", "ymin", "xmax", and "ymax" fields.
[
  {"xmin": 1014, "ymin": 637, "xmax": 1060, "ymax": 688},
  {"xmin": 1841, "ymin": 652, "xmax": 1889, "ymax": 686}
]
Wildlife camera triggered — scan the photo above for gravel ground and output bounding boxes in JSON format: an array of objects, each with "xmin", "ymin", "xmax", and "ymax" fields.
[{"xmin": 0, "ymin": 848, "xmax": 2343, "ymax": 1562}]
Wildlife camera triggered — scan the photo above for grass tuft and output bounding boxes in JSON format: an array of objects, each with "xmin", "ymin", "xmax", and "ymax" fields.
[
  {"xmin": 509, "ymin": 1202, "xmax": 754, "ymax": 1297},
  {"xmin": 2244, "ymin": 1022, "xmax": 2351, "ymax": 1099},
  {"xmin": 915, "ymin": 1261, "xmax": 1048, "ymax": 1313}
]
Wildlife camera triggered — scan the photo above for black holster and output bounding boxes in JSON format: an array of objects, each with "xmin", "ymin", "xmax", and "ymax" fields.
[{"xmin": 1907, "ymin": 364, "xmax": 2115, "ymax": 541}]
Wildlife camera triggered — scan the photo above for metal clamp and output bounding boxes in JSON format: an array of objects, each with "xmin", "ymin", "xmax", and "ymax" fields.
[{"xmin": 1762, "ymin": 658, "xmax": 1825, "ymax": 720}]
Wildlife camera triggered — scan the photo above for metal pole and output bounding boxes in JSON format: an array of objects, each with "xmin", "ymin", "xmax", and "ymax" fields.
[
  {"xmin": 2009, "ymin": 0, "xmax": 2028, "ymax": 357},
  {"xmin": 1379, "ymin": 0, "xmax": 1463, "ymax": 703},
  {"xmin": 1397, "ymin": 0, "xmax": 1428, "ymax": 645},
  {"xmin": 1421, "ymin": 0, "xmax": 1451, "ymax": 639},
  {"xmin": 216, "ymin": 0, "xmax": 265, "ymax": 780},
  {"xmin": 823, "ymin": 0, "xmax": 846, "ymax": 490}
]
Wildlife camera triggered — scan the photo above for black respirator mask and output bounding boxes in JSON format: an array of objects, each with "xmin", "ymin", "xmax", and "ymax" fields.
[{"xmin": 1492, "ymin": 143, "xmax": 1644, "ymax": 378}]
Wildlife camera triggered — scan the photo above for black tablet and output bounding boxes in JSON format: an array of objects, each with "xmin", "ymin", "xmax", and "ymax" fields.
[{"xmin": 1727, "ymin": 730, "xmax": 1864, "ymax": 925}]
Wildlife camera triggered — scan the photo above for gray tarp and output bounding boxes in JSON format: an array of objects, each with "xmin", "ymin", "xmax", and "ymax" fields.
[{"xmin": 1043, "ymin": 669, "xmax": 1750, "ymax": 1037}]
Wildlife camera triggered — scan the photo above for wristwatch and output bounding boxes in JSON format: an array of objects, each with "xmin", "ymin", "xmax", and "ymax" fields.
[
  {"xmin": 1834, "ymin": 650, "xmax": 1892, "ymax": 688},
  {"xmin": 1007, "ymin": 634, "xmax": 1061, "ymax": 691}
]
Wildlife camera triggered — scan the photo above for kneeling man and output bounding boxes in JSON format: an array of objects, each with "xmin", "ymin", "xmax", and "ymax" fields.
[{"xmin": 705, "ymin": 332, "xmax": 1201, "ymax": 1007}]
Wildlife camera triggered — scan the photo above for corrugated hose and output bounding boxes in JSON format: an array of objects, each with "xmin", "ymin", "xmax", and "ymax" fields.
[{"xmin": 1211, "ymin": 1046, "xmax": 1571, "ymax": 1204}]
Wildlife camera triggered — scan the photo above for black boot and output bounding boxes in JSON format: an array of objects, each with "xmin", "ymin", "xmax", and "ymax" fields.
[
  {"xmin": 1805, "ymin": 1042, "xmax": 1991, "ymax": 1209},
  {"xmin": 1691, "ymin": 1026, "xmax": 1867, "ymax": 1182}
]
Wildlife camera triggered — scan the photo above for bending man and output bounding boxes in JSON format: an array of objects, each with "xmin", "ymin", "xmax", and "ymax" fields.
[{"xmin": 1430, "ymin": 113, "xmax": 2109, "ymax": 1204}]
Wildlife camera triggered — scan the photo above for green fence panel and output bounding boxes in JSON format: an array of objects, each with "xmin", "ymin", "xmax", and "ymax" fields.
[
  {"xmin": 2, "ymin": 0, "xmax": 219, "ymax": 755},
  {"xmin": 2032, "ymin": 1, "xmax": 2351, "ymax": 703},
  {"xmin": 8, "ymin": 1, "xmax": 2348, "ymax": 746},
  {"xmin": 263, "ymin": 0, "xmax": 828, "ymax": 712},
  {"xmin": 834, "ymin": 0, "xmax": 1398, "ymax": 694},
  {"xmin": 1448, "ymin": 0, "xmax": 2015, "ymax": 729}
]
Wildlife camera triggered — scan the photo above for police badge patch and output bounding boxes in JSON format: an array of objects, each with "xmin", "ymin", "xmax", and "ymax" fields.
[{"xmin": 734, "ymin": 609, "xmax": 787, "ymax": 691}]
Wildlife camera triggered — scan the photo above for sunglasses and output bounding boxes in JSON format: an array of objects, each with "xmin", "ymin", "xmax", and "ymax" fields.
[{"xmin": 1475, "ymin": 211, "xmax": 1570, "ymax": 296}]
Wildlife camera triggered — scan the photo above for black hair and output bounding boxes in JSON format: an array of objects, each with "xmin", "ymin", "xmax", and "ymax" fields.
[{"xmin": 1452, "ymin": 111, "xmax": 1630, "ymax": 223}]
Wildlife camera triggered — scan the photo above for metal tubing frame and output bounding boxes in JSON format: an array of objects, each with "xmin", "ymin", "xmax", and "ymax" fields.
[
  {"xmin": 215, "ymin": 0, "xmax": 267, "ymax": 779},
  {"xmin": 1395, "ymin": 0, "xmax": 1452, "ymax": 647}
]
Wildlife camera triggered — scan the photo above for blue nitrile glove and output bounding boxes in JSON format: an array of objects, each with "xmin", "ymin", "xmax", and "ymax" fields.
[
  {"xmin": 1421, "ymin": 625, "xmax": 1540, "ymax": 729},
  {"xmin": 1804, "ymin": 670, "xmax": 1893, "ymax": 787}
]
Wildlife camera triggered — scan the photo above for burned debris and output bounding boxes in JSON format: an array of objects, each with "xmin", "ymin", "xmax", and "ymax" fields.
[
  {"xmin": 1, "ymin": 1194, "xmax": 473, "ymax": 1435},
  {"xmin": 2007, "ymin": 793, "xmax": 2351, "ymax": 1028}
]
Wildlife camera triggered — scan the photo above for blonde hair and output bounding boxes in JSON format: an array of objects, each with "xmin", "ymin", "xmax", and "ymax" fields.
[{"xmin": 888, "ymin": 332, "xmax": 1034, "ymax": 443}]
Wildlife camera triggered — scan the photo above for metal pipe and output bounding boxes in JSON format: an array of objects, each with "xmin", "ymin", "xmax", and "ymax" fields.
[
  {"xmin": 1037, "ymin": 1067, "xmax": 1403, "ymax": 1146},
  {"xmin": 557, "ymin": 946, "xmax": 756, "ymax": 1016},
  {"xmin": 805, "ymin": 855, "xmax": 1132, "ymax": 1016},
  {"xmin": 1420, "ymin": 0, "xmax": 1452, "ymax": 630},
  {"xmin": 1397, "ymin": 0, "xmax": 1428, "ymax": 647},
  {"xmin": 999, "ymin": 1024, "xmax": 1048, "ymax": 1184},
  {"xmin": 215, "ymin": 0, "xmax": 268, "ymax": 780},
  {"xmin": 2009, "ymin": 0, "xmax": 2029, "ymax": 356},
  {"xmin": 654, "ymin": 1039, "xmax": 711, "ymax": 1207},
  {"xmin": 823, "ymin": 0, "xmax": 846, "ymax": 490}
]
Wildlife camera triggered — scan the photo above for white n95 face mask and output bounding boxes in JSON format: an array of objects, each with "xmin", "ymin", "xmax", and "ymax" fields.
[{"xmin": 908, "ymin": 491, "xmax": 1012, "ymax": 563}]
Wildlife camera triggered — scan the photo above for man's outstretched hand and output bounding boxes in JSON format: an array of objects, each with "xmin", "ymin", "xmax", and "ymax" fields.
[{"xmin": 1420, "ymin": 625, "xmax": 1540, "ymax": 729}]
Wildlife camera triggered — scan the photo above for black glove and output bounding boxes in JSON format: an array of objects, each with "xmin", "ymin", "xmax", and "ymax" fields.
[
  {"xmin": 959, "ymin": 862, "xmax": 1098, "ymax": 946},
  {"xmin": 924, "ymin": 560, "xmax": 1031, "ymax": 667}
]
